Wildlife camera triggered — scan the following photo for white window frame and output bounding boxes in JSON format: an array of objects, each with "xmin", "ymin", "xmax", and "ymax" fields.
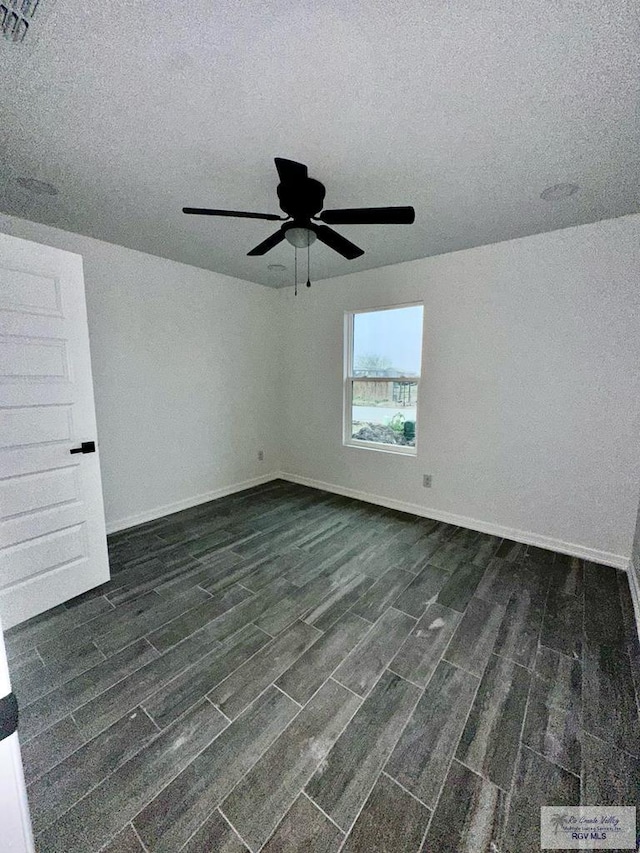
[{"xmin": 343, "ymin": 302, "xmax": 423, "ymax": 456}]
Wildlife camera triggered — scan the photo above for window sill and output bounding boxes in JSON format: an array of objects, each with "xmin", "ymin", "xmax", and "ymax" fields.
[{"xmin": 343, "ymin": 440, "xmax": 417, "ymax": 457}]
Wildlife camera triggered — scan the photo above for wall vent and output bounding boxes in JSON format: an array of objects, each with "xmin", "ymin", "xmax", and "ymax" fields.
[{"xmin": 1, "ymin": 0, "xmax": 39, "ymax": 43}]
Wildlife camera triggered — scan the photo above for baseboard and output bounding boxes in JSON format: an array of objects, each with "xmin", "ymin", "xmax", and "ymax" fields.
[
  {"xmin": 106, "ymin": 473, "xmax": 280, "ymax": 534},
  {"xmin": 278, "ymin": 470, "xmax": 630, "ymax": 570},
  {"xmin": 106, "ymin": 467, "xmax": 631, "ymax": 573}
]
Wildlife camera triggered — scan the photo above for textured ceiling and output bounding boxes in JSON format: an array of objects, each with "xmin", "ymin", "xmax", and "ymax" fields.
[{"xmin": 1, "ymin": 0, "xmax": 638, "ymax": 287}]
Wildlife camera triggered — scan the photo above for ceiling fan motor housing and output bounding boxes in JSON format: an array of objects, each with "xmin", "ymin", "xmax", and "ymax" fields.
[{"xmin": 277, "ymin": 177, "xmax": 325, "ymax": 221}]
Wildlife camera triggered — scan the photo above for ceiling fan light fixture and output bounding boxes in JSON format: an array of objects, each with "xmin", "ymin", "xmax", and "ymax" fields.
[{"xmin": 284, "ymin": 226, "xmax": 316, "ymax": 248}]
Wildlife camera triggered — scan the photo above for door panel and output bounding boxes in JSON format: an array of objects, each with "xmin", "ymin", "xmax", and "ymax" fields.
[
  {"xmin": 1, "ymin": 525, "xmax": 86, "ymax": 587},
  {"xmin": 0, "ymin": 467, "xmax": 78, "ymax": 517},
  {"xmin": 0, "ymin": 405, "xmax": 72, "ymax": 448},
  {"xmin": 0, "ymin": 337, "xmax": 68, "ymax": 378},
  {"xmin": 0, "ymin": 233, "xmax": 109, "ymax": 628}
]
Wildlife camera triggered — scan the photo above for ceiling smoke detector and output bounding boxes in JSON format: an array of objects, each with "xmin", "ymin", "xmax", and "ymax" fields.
[
  {"xmin": 16, "ymin": 176, "xmax": 58, "ymax": 196},
  {"xmin": 540, "ymin": 183, "xmax": 580, "ymax": 202},
  {"xmin": 1, "ymin": 0, "xmax": 39, "ymax": 42}
]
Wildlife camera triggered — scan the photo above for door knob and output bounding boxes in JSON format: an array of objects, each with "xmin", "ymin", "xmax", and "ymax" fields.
[{"xmin": 69, "ymin": 441, "xmax": 96, "ymax": 455}]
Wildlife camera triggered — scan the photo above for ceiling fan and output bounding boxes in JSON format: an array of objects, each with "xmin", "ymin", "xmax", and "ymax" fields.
[{"xmin": 182, "ymin": 158, "xmax": 415, "ymax": 260}]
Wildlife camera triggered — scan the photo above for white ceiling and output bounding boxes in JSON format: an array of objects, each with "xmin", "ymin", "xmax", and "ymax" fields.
[{"xmin": 1, "ymin": 0, "xmax": 638, "ymax": 287}]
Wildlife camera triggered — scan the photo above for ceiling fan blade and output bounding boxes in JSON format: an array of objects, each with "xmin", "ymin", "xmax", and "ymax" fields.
[
  {"xmin": 319, "ymin": 206, "xmax": 415, "ymax": 225},
  {"xmin": 315, "ymin": 225, "xmax": 364, "ymax": 260},
  {"xmin": 183, "ymin": 207, "xmax": 282, "ymax": 221},
  {"xmin": 274, "ymin": 158, "xmax": 308, "ymax": 183},
  {"xmin": 247, "ymin": 229, "xmax": 286, "ymax": 256}
]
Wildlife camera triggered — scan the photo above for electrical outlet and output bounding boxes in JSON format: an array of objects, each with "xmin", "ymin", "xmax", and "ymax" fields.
[
  {"xmin": 423, "ymin": 474, "xmax": 432, "ymax": 488},
  {"xmin": 257, "ymin": 450, "xmax": 264, "ymax": 462}
]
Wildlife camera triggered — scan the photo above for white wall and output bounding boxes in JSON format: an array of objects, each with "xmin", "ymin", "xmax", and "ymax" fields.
[
  {"xmin": 279, "ymin": 215, "xmax": 640, "ymax": 565},
  {"xmin": 2, "ymin": 211, "xmax": 639, "ymax": 565},
  {"xmin": 0, "ymin": 214, "xmax": 280, "ymax": 531}
]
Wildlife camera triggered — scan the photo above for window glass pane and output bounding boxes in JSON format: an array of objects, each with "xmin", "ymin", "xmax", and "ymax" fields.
[
  {"xmin": 352, "ymin": 305, "xmax": 423, "ymax": 377},
  {"xmin": 351, "ymin": 379, "xmax": 418, "ymax": 447}
]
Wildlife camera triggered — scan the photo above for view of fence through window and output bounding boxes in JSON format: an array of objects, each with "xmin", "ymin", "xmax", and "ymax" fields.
[{"xmin": 347, "ymin": 304, "xmax": 423, "ymax": 450}]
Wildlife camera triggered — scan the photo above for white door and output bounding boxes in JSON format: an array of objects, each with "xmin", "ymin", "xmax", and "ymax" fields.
[
  {"xmin": 0, "ymin": 614, "xmax": 34, "ymax": 853},
  {"xmin": 0, "ymin": 233, "xmax": 109, "ymax": 629}
]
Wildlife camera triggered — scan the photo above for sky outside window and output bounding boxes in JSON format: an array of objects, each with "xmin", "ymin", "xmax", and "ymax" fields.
[{"xmin": 353, "ymin": 306, "xmax": 423, "ymax": 375}]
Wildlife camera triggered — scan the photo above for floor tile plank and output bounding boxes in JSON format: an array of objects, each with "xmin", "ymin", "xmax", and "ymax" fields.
[
  {"xmin": 581, "ymin": 732, "xmax": 640, "ymax": 805},
  {"xmin": 4, "ymin": 596, "xmax": 114, "ymax": 660},
  {"xmin": 491, "ymin": 575, "xmax": 546, "ymax": 670},
  {"xmin": 392, "ymin": 563, "xmax": 449, "ymax": 618},
  {"xmin": 340, "ymin": 772, "xmax": 430, "ymax": 853},
  {"xmin": 261, "ymin": 795, "xmax": 344, "ymax": 853},
  {"xmin": 19, "ymin": 638, "xmax": 159, "ymax": 743},
  {"xmin": 539, "ymin": 591, "xmax": 583, "ymax": 659},
  {"xmin": 583, "ymin": 640, "xmax": 640, "ymax": 756},
  {"xmin": 522, "ymin": 648, "xmax": 582, "ymax": 774},
  {"xmin": 13, "ymin": 639, "xmax": 106, "ymax": 706},
  {"xmin": 349, "ymin": 566, "xmax": 415, "ymax": 622},
  {"xmin": 494, "ymin": 539, "xmax": 527, "ymax": 562},
  {"xmin": 385, "ymin": 660, "xmax": 479, "ymax": 807},
  {"xmin": 101, "ymin": 825, "xmax": 146, "ymax": 853},
  {"xmin": 208, "ymin": 620, "xmax": 321, "ymax": 719},
  {"xmin": 220, "ymin": 679, "xmax": 361, "ymax": 851},
  {"xmin": 504, "ymin": 747, "xmax": 580, "ymax": 853},
  {"xmin": 332, "ymin": 607, "xmax": 416, "ymax": 697},
  {"xmin": 21, "ymin": 716, "xmax": 84, "ymax": 786},
  {"xmin": 151, "ymin": 577, "xmax": 295, "ymax": 651},
  {"xmin": 583, "ymin": 562, "xmax": 626, "ymax": 649},
  {"xmin": 303, "ymin": 574, "xmax": 375, "ymax": 632},
  {"xmin": 28, "ymin": 707, "xmax": 159, "ymax": 834},
  {"xmin": 276, "ymin": 613, "xmax": 371, "ymax": 705},
  {"xmin": 390, "ymin": 602, "xmax": 461, "ymax": 687},
  {"xmin": 548, "ymin": 554, "xmax": 583, "ymax": 597},
  {"xmin": 617, "ymin": 570, "xmax": 640, "ymax": 709},
  {"xmin": 145, "ymin": 584, "xmax": 254, "ymax": 652},
  {"xmin": 422, "ymin": 760, "xmax": 508, "ymax": 853},
  {"xmin": 94, "ymin": 587, "xmax": 212, "ymax": 655},
  {"xmin": 134, "ymin": 687, "xmax": 297, "ymax": 853},
  {"xmin": 305, "ymin": 671, "xmax": 421, "ymax": 831},
  {"xmin": 232, "ymin": 551, "xmax": 305, "ymax": 593},
  {"xmin": 456, "ymin": 653, "xmax": 531, "ymax": 792},
  {"xmin": 143, "ymin": 623, "xmax": 270, "ymax": 728},
  {"xmin": 443, "ymin": 596, "xmax": 505, "ymax": 677},
  {"xmin": 475, "ymin": 557, "xmax": 517, "ymax": 606},
  {"xmin": 436, "ymin": 562, "xmax": 486, "ymax": 612},
  {"xmin": 254, "ymin": 574, "xmax": 338, "ymax": 637},
  {"xmin": 522, "ymin": 683, "xmax": 581, "ymax": 775},
  {"xmin": 36, "ymin": 700, "xmax": 227, "ymax": 853},
  {"xmin": 151, "ymin": 550, "xmax": 244, "ymax": 598},
  {"xmin": 73, "ymin": 631, "xmax": 221, "ymax": 739},
  {"xmin": 180, "ymin": 810, "xmax": 249, "ymax": 853}
]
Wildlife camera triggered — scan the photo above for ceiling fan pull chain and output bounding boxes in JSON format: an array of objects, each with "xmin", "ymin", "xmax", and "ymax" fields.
[
  {"xmin": 306, "ymin": 242, "xmax": 311, "ymax": 288},
  {"xmin": 294, "ymin": 247, "xmax": 298, "ymax": 296}
]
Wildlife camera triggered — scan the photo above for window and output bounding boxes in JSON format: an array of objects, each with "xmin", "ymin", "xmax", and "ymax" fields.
[{"xmin": 344, "ymin": 304, "xmax": 424, "ymax": 454}]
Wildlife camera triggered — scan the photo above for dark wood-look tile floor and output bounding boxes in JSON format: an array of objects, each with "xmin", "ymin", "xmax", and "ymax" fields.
[{"xmin": 6, "ymin": 480, "xmax": 640, "ymax": 853}]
